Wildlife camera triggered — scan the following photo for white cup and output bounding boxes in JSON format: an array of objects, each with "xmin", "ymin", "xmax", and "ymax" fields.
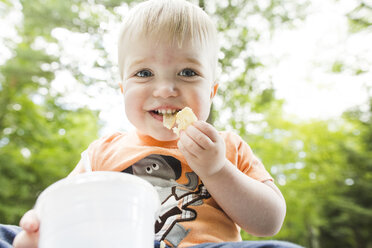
[{"xmin": 35, "ymin": 171, "xmax": 160, "ymax": 248}]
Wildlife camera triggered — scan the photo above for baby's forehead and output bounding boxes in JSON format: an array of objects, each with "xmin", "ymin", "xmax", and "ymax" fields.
[
  {"xmin": 117, "ymin": 0, "xmax": 219, "ymax": 80},
  {"xmin": 119, "ymin": 0, "xmax": 216, "ymax": 46},
  {"xmin": 122, "ymin": 32, "xmax": 211, "ymax": 56},
  {"xmin": 124, "ymin": 28, "xmax": 211, "ymax": 50},
  {"xmin": 123, "ymin": 36, "xmax": 209, "ymax": 65}
]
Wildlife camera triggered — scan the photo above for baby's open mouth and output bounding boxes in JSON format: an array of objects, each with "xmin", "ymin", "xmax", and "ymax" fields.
[
  {"xmin": 151, "ymin": 109, "xmax": 180, "ymax": 116},
  {"xmin": 163, "ymin": 107, "xmax": 197, "ymax": 136},
  {"xmin": 149, "ymin": 109, "xmax": 181, "ymax": 129},
  {"xmin": 150, "ymin": 107, "xmax": 197, "ymax": 136}
]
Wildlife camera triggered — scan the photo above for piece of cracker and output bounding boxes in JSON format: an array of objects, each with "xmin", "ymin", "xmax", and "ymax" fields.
[
  {"xmin": 163, "ymin": 113, "xmax": 177, "ymax": 129},
  {"xmin": 172, "ymin": 107, "xmax": 197, "ymax": 136}
]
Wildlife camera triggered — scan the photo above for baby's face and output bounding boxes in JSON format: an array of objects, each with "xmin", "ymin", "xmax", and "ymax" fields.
[{"xmin": 120, "ymin": 36, "xmax": 216, "ymax": 141}]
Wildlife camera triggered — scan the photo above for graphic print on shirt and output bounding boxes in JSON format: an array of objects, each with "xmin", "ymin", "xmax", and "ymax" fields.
[{"xmin": 121, "ymin": 154, "xmax": 211, "ymax": 247}]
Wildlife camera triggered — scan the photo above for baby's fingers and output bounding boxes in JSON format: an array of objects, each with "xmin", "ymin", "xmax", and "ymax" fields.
[
  {"xmin": 19, "ymin": 210, "xmax": 39, "ymax": 232},
  {"xmin": 192, "ymin": 121, "xmax": 219, "ymax": 143},
  {"xmin": 185, "ymin": 125, "xmax": 214, "ymax": 150},
  {"xmin": 178, "ymin": 131, "xmax": 201, "ymax": 157},
  {"xmin": 13, "ymin": 230, "xmax": 39, "ymax": 248}
]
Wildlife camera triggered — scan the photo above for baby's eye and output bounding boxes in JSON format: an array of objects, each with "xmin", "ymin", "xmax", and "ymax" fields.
[
  {"xmin": 135, "ymin": 70, "xmax": 153, "ymax": 77},
  {"xmin": 178, "ymin": 68, "xmax": 197, "ymax": 77}
]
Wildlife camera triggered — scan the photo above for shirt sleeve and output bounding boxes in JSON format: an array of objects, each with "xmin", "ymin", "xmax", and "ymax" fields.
[
  {"xmin": 69, "ymin": 132, "xmax": 126, "ymax": 175},
  {"xmin": 224, "ymin": 132, "xmax": 273, "ymax": 182},
  {"xmin": 68, "ymin": 132, "xmax": 119, "ymax": 175}
]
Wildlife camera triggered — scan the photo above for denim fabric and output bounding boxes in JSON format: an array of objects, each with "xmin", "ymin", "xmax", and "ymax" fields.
[
  {"xmin": 155, "ymin": 240, "xmax": 303, "ymax": 248},
  {"xmin": 1, "ymin": 224, "xmax": 302, "ymax": 248},
  {"xmin": 190, "ymin": 240, "xmax": 304, "ymax": 248},
  {"xmin": 0, "ymin": 224, "xmax": 22, "ymax": 248}
]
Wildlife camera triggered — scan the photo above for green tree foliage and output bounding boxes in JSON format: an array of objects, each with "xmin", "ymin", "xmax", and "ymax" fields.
[
  {"xmin": 1, "ymin": 0, "xmax": 371, "ymax": 247},
  {"xmin": 348, "ymin": 1, "xmax": 372, "ymax": 32},
  {"xmin": 208, "ymin": 0, "xmax": 372, "ymax": 247},
  {"xmin": 0, "ymin": 0, "xmax": 118, "ymax": 223},
  {"xmin": 236, "ymin": 94, "xmax": 372, "ymax": 248},
  {"xmin": 317, "ymin": 100, "xmax": 372, "ymax": 248}
]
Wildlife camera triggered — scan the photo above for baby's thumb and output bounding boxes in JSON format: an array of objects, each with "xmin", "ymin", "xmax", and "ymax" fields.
[
  {"xmin": 12, "ymin": 230, "xmax": 39, "ymax": 248},
  {"xmin": 19, "ymin": 209, "xmax": 40, "ymax": 232}
]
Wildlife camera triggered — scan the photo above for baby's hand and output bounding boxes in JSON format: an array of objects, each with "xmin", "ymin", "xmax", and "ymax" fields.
[
  {"xmin": 13, "ymin": 209, "xmax": 39, "ymax": 248},
  {"xmin": 178, "ymin": 121, "xmax": 227, "ymax": 179}
]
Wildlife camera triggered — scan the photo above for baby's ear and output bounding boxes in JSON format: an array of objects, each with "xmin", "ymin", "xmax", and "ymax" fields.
[
  {"xmin": 118, "ymin": 82, "xmax": 124, "ymax": 94},
  {"xmin": 210, "ymin": 83, "xmax": 219, "ymax": 99}
]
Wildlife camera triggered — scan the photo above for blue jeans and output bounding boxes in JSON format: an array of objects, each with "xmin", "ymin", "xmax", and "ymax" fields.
[
  {"xmin": 1, "ymin": 224, "xmax": 302, "ymax": 248},
  {"xmin": 0, "ymin": 225, "xmax": 21, "ymax": 248},
  {"xmin": 154, "ymin": 240, "xmax": 303, "ymax": 248}
]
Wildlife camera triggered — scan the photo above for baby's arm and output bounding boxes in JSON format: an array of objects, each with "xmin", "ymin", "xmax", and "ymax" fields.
[
  {"xmin": 203, "ymin": 166, "xmax": 286, "ymax": 236},
  {"xmin": 12, "ymin": 209, "xmax": 39, "ymax": 248},
  {"xmin": 177, "ymin": 121, "xmax": 286, "ymax": 236}
]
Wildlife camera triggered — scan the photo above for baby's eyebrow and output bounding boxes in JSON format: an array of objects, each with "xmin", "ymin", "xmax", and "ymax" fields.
[
  {"xmin": 128, "ymin": 57, "xmax": 148, "ymax": 68},
  {"xmin": 184, "ymin": 57, "xmax": 202, "ymax": 67}
]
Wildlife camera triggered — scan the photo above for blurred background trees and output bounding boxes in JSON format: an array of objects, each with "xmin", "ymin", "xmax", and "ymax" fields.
[
  {"xmin": 0, "ymin": 0, "xmax": 371, "ymax": 247},
  {"xmin": 0, "ymin": 0, "xmax": 103, "ymax": 224}
]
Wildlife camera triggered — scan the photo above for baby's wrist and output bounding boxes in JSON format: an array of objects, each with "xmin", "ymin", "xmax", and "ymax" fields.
[{"xmin": 200, "ymin": 158, "xmax": 229, "ymax": 180}]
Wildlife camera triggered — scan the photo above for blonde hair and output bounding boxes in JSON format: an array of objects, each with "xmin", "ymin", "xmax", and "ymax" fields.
[{"xmin": 118, "ymin": 0, "xmax": 218, "ymax": 81}]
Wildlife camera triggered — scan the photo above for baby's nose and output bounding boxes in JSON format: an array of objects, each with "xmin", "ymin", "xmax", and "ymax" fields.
[{"xmin": 152, "ymin": 81, "xmax": 178, "ymax": 98}]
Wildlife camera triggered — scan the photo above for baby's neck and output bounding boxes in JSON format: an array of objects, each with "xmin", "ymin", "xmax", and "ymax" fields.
[{"xmin": 135, "ymin": 130, "xmax": 179, "ymax": 148}]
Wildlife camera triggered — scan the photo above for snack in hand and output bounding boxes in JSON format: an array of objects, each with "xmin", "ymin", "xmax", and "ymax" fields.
[
  {"xmin": 163, "ymin": 112, "xmax": 177, "ymax": 130},
  {"xmin": 163, "ymin": 107, "xmax": 197, "ymax": 136}
]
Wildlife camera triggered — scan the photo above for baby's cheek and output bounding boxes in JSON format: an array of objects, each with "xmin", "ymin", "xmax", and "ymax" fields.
[
  {"xmin": 124, "ymin": 90, "xmax": 144, "ymax": 119},
  {"xmin": 193, "ymin": 98, "xmax": 212, "ymax": 121}
]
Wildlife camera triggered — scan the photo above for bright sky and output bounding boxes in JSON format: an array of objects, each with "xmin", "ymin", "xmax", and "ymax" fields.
[
  {"xmin": 1, "ymin": 0, "xmax": 371, "ymax": 135},
  {"xmin": 268, "ymin": 0, "xmax": 371, "ymax": 120}
]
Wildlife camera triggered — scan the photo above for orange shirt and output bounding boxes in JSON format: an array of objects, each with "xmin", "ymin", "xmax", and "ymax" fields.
[{"xmin": 71, "ymin": 130, "xmax": 273, "ymax": 247}]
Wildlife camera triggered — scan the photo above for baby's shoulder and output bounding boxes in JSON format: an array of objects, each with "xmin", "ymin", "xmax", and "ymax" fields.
[
  {"xmin": 90, "ymin": 131, "xmax": 129, "ymax": 149},
  {"xmin": 96, "ymin": 131, "xmax": 126, "ymax": 141},
  {"xmin": 219, "ymin": 130, "xmax": 253, "ymax": 153},
  {"xmin": 219, "ymin": 130, "xmax": 244, "ymax": 144},
  {"xmin": 101, "ymin": 131, "xmax": 127, "ymax": 141}
]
